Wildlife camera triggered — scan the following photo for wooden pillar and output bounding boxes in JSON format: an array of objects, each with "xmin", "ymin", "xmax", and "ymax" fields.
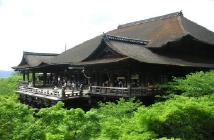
[
  {"xmin": 126, "ymin": 69, "xmax": 131, "ymax": 86},
  {"xmin": 61, "ymin": 86, "xmax": 66, "ymax": 99},
  {"xmin": 128, "ymin": 84, "xmax": 132, "ymax": 97},
  {"xmin": 43, "ymin": 72, "xmax": 47, "ymax": 86},
  {"xmin": 109, "ymin": 72, "xmax": 113, "ymax": 86},
  {"xmin": 141, "ymin": 73, "xmax": 145, "ymax": 86},
  {"xmin": 97, "ymin": 71, "xmax": 101, "ymax": 86},
  {"xmin": 99, "ymin": 71, "xmax": 103, "ymax": 86},
  {"xmin": 87, "ymin": 77, "xmax": 91, "ymax": 86},
  {"xmin": 95, "ymin": 72, "xmax": 98, "ymax": 86},
  {"xmin": 139, "ymin": 72, "xmax": 142, "ymax": 86},
  {"xmin": 23, "ymin": 71, "xmax": 26, "ymax": 81},
  {"xmin": 27, "ymin": 71, "xmax": 30, "ymax": 82},
  {"xmin": 32, "ymin": 71, "xmax": 36, "ymax": 87},
  {"xmin": 50, "ymin": 73, "xmax": 53, "ymax": 85}
]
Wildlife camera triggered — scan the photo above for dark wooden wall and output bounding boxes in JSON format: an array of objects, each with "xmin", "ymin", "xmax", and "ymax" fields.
[{"xmin": 85, "ymin": 59, "xmax": 201, "ymax": 87}]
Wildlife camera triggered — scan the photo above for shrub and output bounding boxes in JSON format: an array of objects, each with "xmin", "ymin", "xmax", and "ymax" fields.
[
  {"xmin": 0, "ymin": 96, "xmax": 34, "ymax": 140},
  {"xmin": 166, "ymin": 71, "xmax": 214, "ymax": 97},
  {"xmin": 0, "ymin": 72, "xmax": 214, "ymax": 140},
  {"xmin": 0, "ymin": 74, "xmax": 22, "ymax": 95},
  {"xmin": 134, "ymin": 95, "xmax": 214, "ymax": 139}
]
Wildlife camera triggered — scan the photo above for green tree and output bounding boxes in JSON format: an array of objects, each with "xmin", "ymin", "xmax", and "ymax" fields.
[
  {"xmin": 0, "ymin": 96, "xmax": 34, "ymax": 140},
  {"xmin": 167, "ymin": 71, "xmax": 214, "ymax": 97},
  {"xmin": 134, "ymin": 95, "xmax": 214, "ymax": 140},
  {"xmin": 0, "ymin": 74, "xmax": 22, "ymax": 95}
]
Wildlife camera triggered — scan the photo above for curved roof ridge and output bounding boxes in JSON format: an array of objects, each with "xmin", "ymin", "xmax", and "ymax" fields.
[
  {"xmin": 107, "ymin": 40, "xmax": 214, "ymax": 68},
  {"xmin": 118, "ymin": 11, "xmax": 183, "ymax": 29},
  {"xmin": 23, "ymin": 51, "xmax": 58, "ymax": 56},
  {"xmin": 178, "ymin": 16, "xmax": 214, "ymax": 45},
  {"xmin": 104, "ymin": 34, "xmax": 149, "ymax": 45}
]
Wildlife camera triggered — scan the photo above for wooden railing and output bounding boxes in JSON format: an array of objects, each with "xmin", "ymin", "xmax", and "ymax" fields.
[
  {"xmin": 90, "ymin": 86, "xmax": 161, "ymax": 97},
  {"xmin": 17, "ymin": 83, "xmax": 89, "ymax": 99},
  {"xmin": 18, "ymin": 86, "xmax": 62, "ymax": 97},
  {"xmin": 17, "ymin": 80, "xmax": 29, "ymax": 89},
  {"xmin": 90, "ymin": 86, "xmax": 129, "ymax": 96},
  {"xmin": 17, "ymin": 81, "xmax": 161, "ymax": 99},
  {"xmin": 130, "ymin": 87, "xmax": 161, "ymax": 96}
]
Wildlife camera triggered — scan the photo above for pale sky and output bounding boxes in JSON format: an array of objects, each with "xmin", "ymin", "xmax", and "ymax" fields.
[{"xmin": 0, "ymin": 0, "xmax": 213, "ymax": 70}]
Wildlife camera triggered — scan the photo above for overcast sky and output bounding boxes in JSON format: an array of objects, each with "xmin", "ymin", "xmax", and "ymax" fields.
[{"xmin": 0, "ymin": 0, "xmax": 213, "ymax": 70}]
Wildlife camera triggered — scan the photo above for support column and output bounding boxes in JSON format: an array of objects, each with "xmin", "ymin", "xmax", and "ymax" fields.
[
  {"xmin": 43, "ymin": 72, "xmax": 47, "ymax": 86},
  {"xmin": 97, "ymin": 71, "xmax": 100, "ymax": 86},
  {"xmin": 27, "ymin": 71, "xmax": 30, "ymax": 82},
  {"xmin": 126, "ymin": 69, "xmax": 131, "ymax": 86},
  {"xmin": 95, "ymin": 72, "xmax": 98, "ymax": 86},
  {"xmin": 23, "ymin": 71, "xmax": 26, "ymax": 81},
  {"xmin": 99, "ymin": 71, "xmax": 103, "ymax": 86},
  {"xmin": 50, "ymin": 73, "xmax": 53, "ymax": 85},
  {"xmin": 32, "ymin": 71, "xmax": 36, "ymax": 87}
]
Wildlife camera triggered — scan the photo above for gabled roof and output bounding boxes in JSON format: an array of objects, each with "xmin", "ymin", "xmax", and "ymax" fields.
[
  {"xmin": 77, "ymin": 57, "xmax": 130, "ymax": 66},
  {"xmin": 13, "ymin": 51, "xmax": 58, "ymax": 70},
  {"xmin": 51, "ymin": 36, "xmax": 103, "ymax": 65},
  {"xmin": 104, "ymin": 34, "xmax": 149, "ymax": 45},
  {"xmin": 105, "ymin": 38, "xmax": 214, "ymax": 67},
  {"xmin": 180, "ymin": 16, "xmax": 214, "ymax": 45},
  {"xmin": 14, "ymin": 12, "xmax": 214, "ymax": 70},
  {"xmin": 108, "ymin": 11, "xmax": 214, "ymax": 48},
  {"xmin": 74, "ymin": 34, "xmax": 214, "ymax": 68},
  {"xmin": 52, "ymin": 11, "xmax": 214, "ymax": 66}
]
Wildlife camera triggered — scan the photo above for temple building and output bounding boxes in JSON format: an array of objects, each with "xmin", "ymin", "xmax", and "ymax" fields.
[{"xmin": 13, "ymin": 12, "xmax": 214, "ymax": 108}]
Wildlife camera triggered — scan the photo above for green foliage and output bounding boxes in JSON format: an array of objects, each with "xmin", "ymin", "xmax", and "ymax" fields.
[
  {"xmin": 0, "ymin": 95, "xmax": 34, "ymax": 140},
  {"xmin": 95, "ymin": 99, "xmax": 141, "ymax": 140},
  {"xmin": 97, "ymin": 98, "xmax": 141, "ymax": 118},
  {"xmin": 134, "ymin": 95, "xmax": 214, "ymax": 140},
  {"xmin": 0, "ymin": 72, "xmax": 214, "ymax": 139},
  {"xmin": 12, "ymin": 101, "xmax": 100, "ymax": 140},
  {"xmin": 0, "ymin": 95, "xmax": 213, "ymax": 140},
  {"xmin": 0, "ymin": 74, "xmax": 22, "ymax": 95},
  {"xmin": 167, "ymin": 71, "xmax": 214, "ymax": 97}
]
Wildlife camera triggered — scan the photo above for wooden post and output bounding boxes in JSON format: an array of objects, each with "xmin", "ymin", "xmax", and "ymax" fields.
[
  {"xmin": 128, "ymin": 85, "xmax": 132, "ymax": 97},
  {"xmin": 98, "ymin": 71, "xmax": 102, "ymax": 86},
  {"xmin": 23, "ymin": 71, "xmax": 26, "ymax": 81},
  {"xmin": 79, "ymin": 83, "xmax": 83, "ymax": 96},
  {"xmin": 43, "ymin": 72, "xmax": 47, "ymax": 86},
  {"xmin": 27, "ymin": 71, "xmax": 30, "ymax": 82},
  {"xmin": 32, "ymin": 71, "xmax": 36, "ymax": 87},
  {"xmin": 95, "ymin": 72, "xmax": 98, "ymax": 86},
  {"xmin": 61, "ymin": 86, "xmax": 66, "ymax": 99},
  {"xmin": 127, "ymin": 69, "xmax": 131, "ymax": 87},
  {"xmin": 50, "ymin": 73, "xmax": 53, "ymax": 85}
]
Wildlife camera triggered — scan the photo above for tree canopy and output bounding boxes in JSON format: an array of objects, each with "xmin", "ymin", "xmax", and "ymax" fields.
[{"xmin": 0, "ymin": 71, "xmax": 214, "ymax": 139}]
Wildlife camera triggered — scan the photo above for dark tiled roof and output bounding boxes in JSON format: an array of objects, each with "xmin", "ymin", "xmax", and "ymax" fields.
[
  {"xmin": 107, "ymin": 40, "xmax": 214, "ymax": 68},
  {"xmin": 77, "ymin": 57, "xmax": 130, "ymax": 66},
  {"xmin": 13, "ymin": 52, "xmax": 58, "ymax": 70},
  {"xmin": 108, "ymin": 12, "xmax": 214, "ymax": 48},
  {"xmin": 51, "ymin": 36, "xmax": 103, "ymax": 64},
  {"xmin": 117, "ymin": 11, "xmax": 183, "ymax": 29},
  {"xmin": 55, "ymin": 11, "xmax": 213, "ymax": 65},
  {"xmin": 180, "ymin": 16, "xmax": 214, "ymax": 45},
  {"xmin": 104, "ymin": 34, "xmax": 149, "ymax": 45},
  {"xmin": 23, "ymin": 51, "xmax": 58, "ymax": 56},
  {"xmin": 14, "ymin": 12, "xmax": 214, "ymax": 69}
]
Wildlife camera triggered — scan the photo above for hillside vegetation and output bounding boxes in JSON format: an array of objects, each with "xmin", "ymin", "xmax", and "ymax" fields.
[
  {"xmin": 0, "ymin": 74, "xmax": 21, "ymax": 95},
  {"xmin": 0, "ymin": 71, "xmax": 214, "ymax": 140}
]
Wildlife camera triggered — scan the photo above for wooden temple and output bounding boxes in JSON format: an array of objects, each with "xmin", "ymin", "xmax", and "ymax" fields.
[{"xmin": 13, "ymin": 12, "xmax": 214, "ymax": 108}]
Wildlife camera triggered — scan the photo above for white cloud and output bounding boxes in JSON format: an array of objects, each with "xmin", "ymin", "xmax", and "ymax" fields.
[{"xmin": 0, "ymin": 0, "xmax": 213, "ymax": 70}]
